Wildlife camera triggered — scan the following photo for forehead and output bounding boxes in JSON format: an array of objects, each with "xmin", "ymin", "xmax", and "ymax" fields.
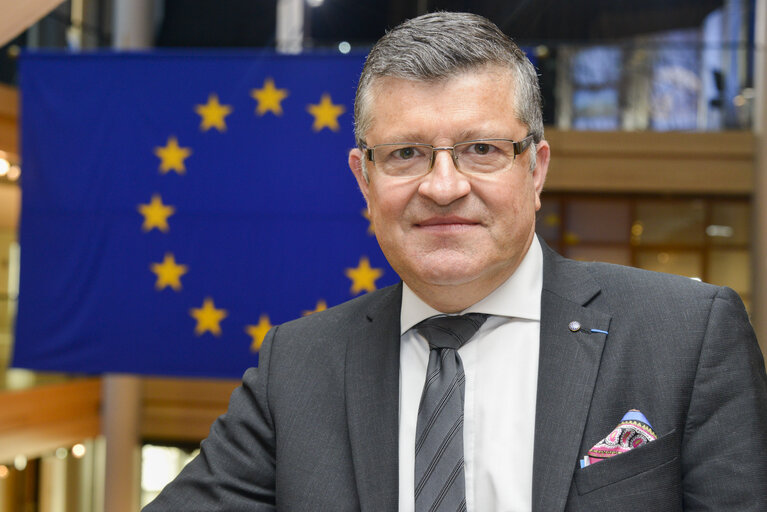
[{"xmin": 365, "ymin": 67, "xmax": 522, "ymax": 142}]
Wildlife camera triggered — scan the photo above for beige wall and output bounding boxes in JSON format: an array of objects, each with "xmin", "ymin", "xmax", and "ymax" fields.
[
  {"xmin": 0, "ymin": 84, "xmax": 18, "ymax": 158},
  {"xmin": 0, "ymin": 379, "xmax": 101, "ymax": 463}
]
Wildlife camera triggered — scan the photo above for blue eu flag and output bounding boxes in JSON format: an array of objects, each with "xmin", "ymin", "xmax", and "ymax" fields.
[{"xmin": 14, "ymin": 52, "xmax": 397, "ymax": 378}]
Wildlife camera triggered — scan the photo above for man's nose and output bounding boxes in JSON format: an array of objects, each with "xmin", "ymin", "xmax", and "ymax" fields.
[{"xmin": 417, "ymin": 149, "xmax": 471, "ymax": 205}]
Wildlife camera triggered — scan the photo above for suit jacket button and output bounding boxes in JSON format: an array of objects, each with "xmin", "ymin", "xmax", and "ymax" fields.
[{"xmin": 568, "ymin": 321, "xmax": 581, "ymax": 332}]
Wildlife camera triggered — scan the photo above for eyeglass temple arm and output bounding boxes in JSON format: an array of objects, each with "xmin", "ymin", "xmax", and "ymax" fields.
[{"xmin": 512, "ymin": 135, "xmax": 533, "ymax": 156}]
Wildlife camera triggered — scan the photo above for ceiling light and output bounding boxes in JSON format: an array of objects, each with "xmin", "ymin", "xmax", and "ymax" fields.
[
  {"xmin": 72, "ymin": 444, "xmax": 87, "ymax": 458},
  {"xmin": 14, "ymin": 455, "xmax": 27, "ymax": 471},
  {"xmin": 7, "ymin": 165, "xmax": 20, "ymax": 181},
  {"xmin": 706, "ymin": 225, "xmax": 733, "ymax": 238}
]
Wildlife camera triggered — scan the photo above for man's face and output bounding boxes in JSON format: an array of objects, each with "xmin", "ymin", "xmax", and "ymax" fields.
[{"xmin": 349, "ymin": 67, "xmax": 549, "ymax": 310}]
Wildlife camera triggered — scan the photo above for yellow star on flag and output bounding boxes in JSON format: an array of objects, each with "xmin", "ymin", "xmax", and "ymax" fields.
[
  {"xmin": 137, "ymin": 194, "xmax": 175, "ymax": 233},
  {"xmin": 190, "ymin": 297, "xmax": 228, "ymax": 337},
  {"xmin": 302, "ymin": 299, "xmax": 328, "ymax": 316},
  {"xmin": 362, "ymin": 209, "xmax": 375, "ymax": 235},
  {"xmin": 246, "ymin": 314, "xmax": 273, "ymax": 352},
  {"xmin": 154, "ymin": 136, "xmax": 192, "ymax": 174},
  {"xmin": 250, "ymin": 78, "xmax": 289, "ymax": 116},
  {"xmin": 150, "ymin": 252, "xmax": 188, "ymax": 291},
  {"xmin": 345, "ymin": 256, "xmax": 383, "ymax": 295},
  {"xmin": 194, "ymin": 93, "xmax": 233, "ymax": 132},
  {"xmin": 307, "ymin": 93, "xmax": 345, "ymax": 132}
]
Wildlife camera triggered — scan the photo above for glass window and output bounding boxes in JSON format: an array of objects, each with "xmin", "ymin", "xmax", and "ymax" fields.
[
  {"xmin": 571, "ymin": 46, "xmax": 622, "ymax": 86},
  {"xmin": 568, "ymin": 45, "xmax": 622, "ymax": 130},
  {"xmin": 635, "ymin": 250, "xmax": 703, "ymax": 279},
  {"xmin": 572, "ymin": 89, "xmax": 620, "ymax": 130},
  {"xmin": 565, "ymin": 199, "xmax": 631, "ymax": 244},
  {"xmin": 141, "ymin": 444, "xmax": 199, "ymax": 508},
  {"xmin": 542, "ymin": 193, "xmax": 751, "ymax": 311},
  {"xmin": 707, "ymin": 249, "xmax": 750, "ymax": 294},
  {"xmin": 566, "ymin": 246, "xmax": 631, "ymax": 266},
  {"xmin": 649, "ymin": 30, "xmax": 701, "ymax": 131},
  {"xmin": 709, "ymin": 201, "xmax": 750, "ymax": 245},
  {"xmin": 635, "ymin": 200, "xmax": 705, "ymax": 245}
]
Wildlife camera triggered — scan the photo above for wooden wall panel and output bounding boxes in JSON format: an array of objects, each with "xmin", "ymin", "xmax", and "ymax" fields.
[
  {"xmin": 0, "ymin": 378, "xmax": 101, "ymax": 463},
  {"xmin": 547, "ymin": 157, "xmax": 752, "ymax": 193},
  {"xmin": 140, "ymin": 377, "xmax": 239, "ymax": 443},
  {"xmin": 0, "ymin": 84, "xmax": 18, "ymax": 156},
  {"xmin": 0, "ymin": 183, "xmax": 20, "ymax": 230},
  {"xmin": 544, "ymin": 130, "xmax": 754, "ymax": 194}
]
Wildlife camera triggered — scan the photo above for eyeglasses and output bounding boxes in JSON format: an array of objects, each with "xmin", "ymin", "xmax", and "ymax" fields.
[{"xmin": 363, "ymin": 135, "xmax": 533, "ymax": 178}]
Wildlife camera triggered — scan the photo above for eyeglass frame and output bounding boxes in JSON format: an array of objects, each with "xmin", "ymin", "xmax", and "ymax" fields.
[{"xmin": 361, "ymin": 134, "xmax": 535, "ymax": 177}]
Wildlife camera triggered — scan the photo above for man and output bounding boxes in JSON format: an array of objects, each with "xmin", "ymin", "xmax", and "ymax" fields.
[{"xmin": 145, "ymin": 12, "xmax": 767, "ymax": 511}]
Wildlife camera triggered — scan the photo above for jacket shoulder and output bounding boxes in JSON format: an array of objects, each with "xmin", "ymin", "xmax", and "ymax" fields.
[{"xmin": 575, "ymin": 259, "xmax": 747, "ymax": 314}]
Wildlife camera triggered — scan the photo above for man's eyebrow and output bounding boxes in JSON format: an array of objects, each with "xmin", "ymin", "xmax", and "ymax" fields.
[
  {"xmin": 455, "ymin": 129, "xmax": 494, "ymax": 141},
  {"xmin": 374, "ymin": 132, "xmax": 428, "ymax": 143},
  {"xmin": 374, "ymin": 129, "xmax": 499, "ymax": 144}
]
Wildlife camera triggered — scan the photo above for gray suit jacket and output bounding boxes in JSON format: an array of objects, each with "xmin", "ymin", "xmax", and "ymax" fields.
[{"xmin": 145, "ymin": 243, "xmax": 767, "ymax": 511}]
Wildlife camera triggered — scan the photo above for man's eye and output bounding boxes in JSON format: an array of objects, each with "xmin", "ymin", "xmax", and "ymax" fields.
[
  {"xmin": 470, "ymin": 143, "xmax": 494, "ymax": 155},
  {"xmin": 394, "ymin": 147, "xmax": 417, "ymax": 159}
]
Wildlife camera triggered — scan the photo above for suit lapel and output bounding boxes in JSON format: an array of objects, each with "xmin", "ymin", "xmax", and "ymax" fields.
[
  {"xmin": 532, "ymin": 244, "xmax": 611, "ymax": 512},
  {"xmin": 345, "ymin": 283, "xmax": 402, "ymax": 511}
]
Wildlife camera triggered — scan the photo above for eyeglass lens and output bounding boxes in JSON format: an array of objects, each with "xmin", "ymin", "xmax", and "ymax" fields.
[{"xmin": 373, "ymin": 140, "xmax": 522, "ymax": 177}]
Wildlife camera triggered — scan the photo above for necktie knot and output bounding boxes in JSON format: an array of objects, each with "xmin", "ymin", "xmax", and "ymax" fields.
[{"xmin": 415, "ymin": 313, "xmax": 488, "ymax": 350}]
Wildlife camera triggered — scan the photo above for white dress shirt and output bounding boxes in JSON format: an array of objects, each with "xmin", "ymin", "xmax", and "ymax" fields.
[{"xmin": 398, "ymin": 236, "xmax": 543, "ymax": 512}]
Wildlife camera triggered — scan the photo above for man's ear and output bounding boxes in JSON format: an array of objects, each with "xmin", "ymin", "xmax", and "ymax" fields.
[
  {"xmin": 531, "ymin": 140, "xmax": 550, "ymax": 211},
  {"xmin": 349, "ymin": 148, "xmax": 370, "ymax": 204}
]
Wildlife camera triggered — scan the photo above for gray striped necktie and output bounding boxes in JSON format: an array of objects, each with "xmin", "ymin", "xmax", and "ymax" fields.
[{"xmin": 413, "ymin": 313, "xmax": 488, "ymax": 512}]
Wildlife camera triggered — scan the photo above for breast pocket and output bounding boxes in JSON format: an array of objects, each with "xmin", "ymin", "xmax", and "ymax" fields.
[{"xmin": 574, "ymin": 428, "xmax": 680, "ymax": 495}]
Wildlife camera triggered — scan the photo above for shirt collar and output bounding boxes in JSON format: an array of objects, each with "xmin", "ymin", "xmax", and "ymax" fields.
[{"xmin": 400, "ymin": 235, "xmax": 543, "ymax": 335}]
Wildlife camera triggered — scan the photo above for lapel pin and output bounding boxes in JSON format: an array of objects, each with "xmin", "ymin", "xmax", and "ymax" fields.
[{"xmin": 568, "ymin": 321, "xmax": 581, "ymax": 332}]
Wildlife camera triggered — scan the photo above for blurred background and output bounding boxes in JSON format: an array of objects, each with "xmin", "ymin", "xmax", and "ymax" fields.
[{"xmin": 0, "ymin": 0, "xmax": 765, "ymax": 510}]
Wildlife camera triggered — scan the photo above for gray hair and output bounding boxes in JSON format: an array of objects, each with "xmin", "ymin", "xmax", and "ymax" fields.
[{"xmin": 354, "ymin": 12, "xmax": 544, "ymax": 176}]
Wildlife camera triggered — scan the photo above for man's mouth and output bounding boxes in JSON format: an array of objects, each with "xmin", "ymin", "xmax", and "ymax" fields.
[{"xmin": 415, "ymin": 216, "xmax": 480, "ymax": 231}]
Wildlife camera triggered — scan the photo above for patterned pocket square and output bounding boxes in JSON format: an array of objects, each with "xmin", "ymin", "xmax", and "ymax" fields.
[{"xmin": 580, "ymin": 410, "xmax": 657, "ymax": 468}]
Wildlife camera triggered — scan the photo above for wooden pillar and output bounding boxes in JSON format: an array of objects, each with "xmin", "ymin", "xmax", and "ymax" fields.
[
  {"xmin": 102, "ymin": 375, "xmax": 142, "ymax": 512},
  {"xmin": 105, "ymin": 3, "xmax": 153, "ymax": 507},
  {"xmin": 38, "ymin": 455, "xmax": 65, "ymax": 512}
]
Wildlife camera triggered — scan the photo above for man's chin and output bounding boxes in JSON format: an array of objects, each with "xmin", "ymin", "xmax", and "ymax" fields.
[
  {"xmin": 409, "ymin": 264, "xmax": 484, "ymax": 288},
  {"xmin": 386, "ymin": 248, "xmax": 499, "ymax": 288}
]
